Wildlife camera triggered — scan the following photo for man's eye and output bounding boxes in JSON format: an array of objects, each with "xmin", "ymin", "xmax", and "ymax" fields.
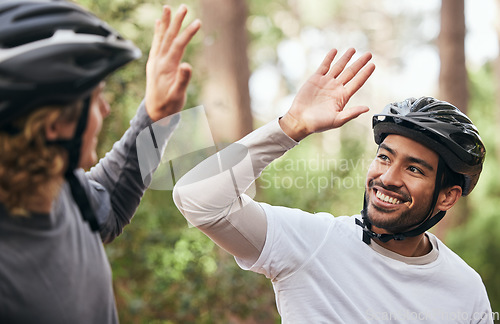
[
  {"xmin": 377, "ymin": 154, "xmax": 389, "ymax": 161},
  {"xmin": 408, "ymin": 166, "xmax": 423, "ymax": 175}
]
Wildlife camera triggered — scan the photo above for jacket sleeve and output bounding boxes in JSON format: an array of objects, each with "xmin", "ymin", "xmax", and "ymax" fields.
[
  {"xmin": 86, "ymin": 101, "xmax": 179, "ymax": 243},
  {"xmin": 173, "ymin": 118, "xmax": 298, "ymax": 263}
]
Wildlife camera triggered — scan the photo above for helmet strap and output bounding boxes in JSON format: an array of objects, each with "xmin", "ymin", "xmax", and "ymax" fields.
[
  {"xmin": 46, "ymin": 97, "xmax": 100, "ymax": 232},
  {"xmin": 357, "ymin": 159, "xmax": 446, "ymax": 244}
]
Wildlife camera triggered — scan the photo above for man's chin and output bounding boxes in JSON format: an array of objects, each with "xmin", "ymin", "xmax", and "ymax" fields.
[{"xmin": 365, "ymin": 206, "xmax": 406, "ymax": 233}]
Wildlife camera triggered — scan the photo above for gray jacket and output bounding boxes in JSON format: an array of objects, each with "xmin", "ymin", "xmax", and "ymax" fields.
[{"xmin": 0, "ymin": 102, "xmax": 176, "ymax": 324}]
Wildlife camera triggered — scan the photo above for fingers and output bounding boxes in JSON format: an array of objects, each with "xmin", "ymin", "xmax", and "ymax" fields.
[
  {"xmin": 321, "ymin": 48, "xmax": 375, "ymax": 98},
  {"xmin": 172, "ymin": 62, "xmax": 193, "ymax": 95},
  {"xmin": 151, "ymin": 5, "xmax": 200, "ymax": 65},
  {"xmin": 316, "ymin": 49, "xmax": 338, "ymax": 75},
  {"xmin": 337, "ymin": 52, "xmax": 373, "ymax": 86},
  {"xmin": 320, "ymin": 48, "xmax": 374, "ymax": 86},
  {"xmin": 162, "ymin": 63, "xmax": 192, "ymax": 115},
  {"xmin": 345, "ymin": 62, "xmax": 375, "ymax": 98},
  {"xmin": 168, "ymin": 18, "xmax": 201, "ymax": 63},
  {"xmin": 326, "ymin": 48, "xmax": 356, "ymax": 78},
  {"xmin": 161, "ymin": 5, "xmax": 188, "ymax": 55},
  {"xmin": 149, "ymin": 6, "xmax": 172, "ymax": 60}
]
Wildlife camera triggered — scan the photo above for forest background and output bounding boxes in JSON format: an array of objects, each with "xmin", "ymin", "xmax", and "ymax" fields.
[{"xmin": 76, "ymin": 0, "xmax": 500, "ymax": 322}]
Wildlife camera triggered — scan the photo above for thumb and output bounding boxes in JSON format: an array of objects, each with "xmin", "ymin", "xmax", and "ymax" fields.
[
  {"xmin": 172, "ymin": 62, "xmax": 192, "ymax": 95},
  {"xmin": 336, "ymin": 105, "xmax": 370, "ymax": 127}
]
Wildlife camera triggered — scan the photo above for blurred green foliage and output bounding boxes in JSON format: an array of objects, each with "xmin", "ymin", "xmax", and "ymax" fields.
[
  {"xmin": 445, "ymin": 64, "xmax": 500, "ymax": 317},
  {"xmin": 74, "ymin": 0, "xmax": 499, "ymax": 322},
  {"xmin": 79, "ymin": 0, "xmax": 280, "ymax": 322},
  {"xmin": 107, "ymin": 191, "xmax": 277, "ymax": 323}
]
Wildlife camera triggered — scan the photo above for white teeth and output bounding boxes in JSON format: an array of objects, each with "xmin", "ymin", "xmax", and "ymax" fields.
[{"xmin": 376, "ymin": 191, "xmax": 401, "ymax": 205}]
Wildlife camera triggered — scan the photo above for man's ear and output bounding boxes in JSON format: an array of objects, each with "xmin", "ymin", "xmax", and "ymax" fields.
[{"xmin": 436, "ymin": 185, "xmax": 462, "ymax": 211}]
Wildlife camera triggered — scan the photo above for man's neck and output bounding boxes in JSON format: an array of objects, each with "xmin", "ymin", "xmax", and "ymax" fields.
[{"xmin": 372, "ymin": 226, "xmax": 432, "ymax": 257}]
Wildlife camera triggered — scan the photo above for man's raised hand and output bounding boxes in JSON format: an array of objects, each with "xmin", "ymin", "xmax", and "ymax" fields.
[{"xmin": 279, "ymin": 48, "xmax": 375, "ymax": 141}]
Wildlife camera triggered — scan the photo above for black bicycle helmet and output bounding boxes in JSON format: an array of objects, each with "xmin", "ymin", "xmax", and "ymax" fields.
[
  {"xmin": 0, "ymin": 0, "xmax": 141, "ymax": 231},
  {"xmin": 356, "ymin": 97, "xmax": 486, "ymax": 244},
  {"xmin": 0, "ymin": 0, "xmax": 141, "ymax": 129}
]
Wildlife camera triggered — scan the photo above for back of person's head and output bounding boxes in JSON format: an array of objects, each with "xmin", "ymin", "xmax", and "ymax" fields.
[
  {"xmin": 0, "ymin": 102, "xmax": 82, "ymax": 216},
  {"xmin": 0, "ymin": 0, "xmax": 141, "ymax": 216},
  {"xmin": 372, "ymin": 96, "xmax": 486, "ymax": 196},
  {"xmin": 0, "ymin": 0, "xmax": 141, "ymax": 131}
]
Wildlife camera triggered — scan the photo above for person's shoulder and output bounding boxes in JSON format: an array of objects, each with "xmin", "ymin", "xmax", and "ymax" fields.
[
  {"xmin": 312, "ymin": 213, "xmax": 361, "ymax": 230},
  {"xmin": 431, "ymin": 233, "xmax": 485, "ymax": 282},
  {"xmin": 260, "ymin": 203, "xmax": 337, "ymax": 221},
  {"xmin": 260, "ymin": 203, "xmax": 359, "ymax": 234},
  {"xmin": 258, "ymin": 203, "xmax": 333, "ymax": 232},
  {"xmin": 330, "ymin": 214, "xmax": 360, "ymax": 223}
]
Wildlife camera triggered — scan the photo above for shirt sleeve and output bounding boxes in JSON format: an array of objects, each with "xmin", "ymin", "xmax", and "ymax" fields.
[
  {"xmin": 86, "ymin": 101, "xmax": 179, "ymax": 243},
  {"xmin": 173, "ymin": 118, "xmax": 298, "ymax": 263},
  {"xmin": 473, "ymin": 283, "xmax": 494, "ymax": 324}
]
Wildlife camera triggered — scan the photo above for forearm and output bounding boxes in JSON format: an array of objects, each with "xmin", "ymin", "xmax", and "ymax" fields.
[
  {"xmin": 88, "ymin": 101, "xmax": 178, "ymax": 243},
  {"xmin": 173, "ymin": 118, "xmax": 298, "ymax": 261}
]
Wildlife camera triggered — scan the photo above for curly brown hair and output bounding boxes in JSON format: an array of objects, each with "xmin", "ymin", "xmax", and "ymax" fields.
[{"xmin": 0, "ymin": 103, "xmax": 82, "ymax": 216}]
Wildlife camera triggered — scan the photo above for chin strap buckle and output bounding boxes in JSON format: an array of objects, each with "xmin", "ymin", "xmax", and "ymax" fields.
[
  {"xmin": 355, "ymin": 217, "xmax": 408, "ymax": 244},
  {"xmin": 355, "ymin": 218, "xmax": 374, "ymax": 245}
]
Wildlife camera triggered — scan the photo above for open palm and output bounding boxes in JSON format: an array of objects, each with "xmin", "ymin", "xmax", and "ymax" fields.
[
  {"xmin": 145, "ymin": 5, "xmax": 201, "ymax": 122},
  {"xmin": 280, "ymin": 48, "xmax": 375, "ymax": 141}
]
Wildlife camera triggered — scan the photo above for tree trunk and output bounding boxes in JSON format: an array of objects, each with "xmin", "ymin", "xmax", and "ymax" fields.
[
  {"xmin": 438, "ymin": 0, "xmax": 468, "ymax": 112},
  {"xmin": 200, "ymin": 0, "xmax": 253, "ymax": 147},
  {"xmin": 434, "ymin": 0, "xmax": 469, "ymax": 240}
]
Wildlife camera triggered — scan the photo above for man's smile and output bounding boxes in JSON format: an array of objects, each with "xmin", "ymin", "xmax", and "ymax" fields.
[
  {"xmin": 375, "ymin": 190, "xmax": 401, "ymax": 205},
  {"xmin": 370, "ymin": 187, "xmax": 413, "ymax": 211}
]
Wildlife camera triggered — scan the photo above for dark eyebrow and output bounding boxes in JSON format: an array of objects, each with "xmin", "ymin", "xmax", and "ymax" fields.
[
  {"xmin": 379, "ymin": 143, "xmax": 435, "ymax": 172},
  {"xmin": 378, "ymin": 143, "xmax": 395, "ymax": 155}
]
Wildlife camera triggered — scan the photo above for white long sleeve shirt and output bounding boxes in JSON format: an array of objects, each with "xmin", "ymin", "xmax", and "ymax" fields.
[{"xmin": 173, "ymin": 119, "xmax": 493, "ymax": 323}]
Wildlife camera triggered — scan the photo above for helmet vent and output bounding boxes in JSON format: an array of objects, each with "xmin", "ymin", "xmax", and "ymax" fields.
[
  {"xmin": 450, "ymin": 132, "xmax": 485, "ymax": 157},
  {"xmin": 14, "ymin": 7, "xmax": 73, "ymax": 22},
  {"xmin": 74, "ymin": 25, "xmax": 110, "ymax": 38},
  {"xmin": 2, "ymin": 30, "xmax": 55, "ymax": 49},
  {"xmin": 74, "ymin": 53, "xmax": 107, "ymax": 70},
  {"xmin": 0, "ymin": 3, "xmax": 19, "ymax": 16}
]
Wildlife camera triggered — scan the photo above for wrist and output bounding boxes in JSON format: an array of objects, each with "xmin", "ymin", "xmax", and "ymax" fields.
[{"xmin": 279, "ymin": 113, "xmax": 310, "ymax": 141}]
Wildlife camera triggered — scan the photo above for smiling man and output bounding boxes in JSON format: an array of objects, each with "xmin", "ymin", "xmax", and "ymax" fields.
[{"xmin": 173, "ymin": 49, "xmax": 492, "ymax": 323}]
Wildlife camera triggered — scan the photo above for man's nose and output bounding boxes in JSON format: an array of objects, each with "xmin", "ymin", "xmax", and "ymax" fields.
[{"xmin": 379, "ymin": 165, "xmax": 404, "ymax": 188}]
